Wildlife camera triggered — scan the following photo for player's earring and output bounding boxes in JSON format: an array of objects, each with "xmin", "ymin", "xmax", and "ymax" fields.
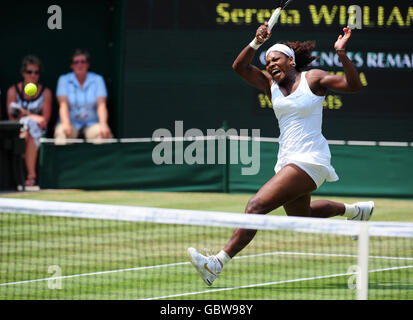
[{"xmin": 291, "ymin": 62, "xmax": 296, "ymax": 67}]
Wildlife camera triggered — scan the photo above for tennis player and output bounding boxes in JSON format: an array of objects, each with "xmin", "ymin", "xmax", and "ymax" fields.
[{"xmin": 188, "ymin": 24, "xmax": 374, "ymax": 286}]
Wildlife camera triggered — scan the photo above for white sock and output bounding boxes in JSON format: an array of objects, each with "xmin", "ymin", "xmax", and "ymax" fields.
[
  {"xmin": 216, "ymin": 250, "xmax": 231, "ymax": 266},
  {"xmin": 343, "ymin": 203, "xmax": 359, "ymax": 218}
]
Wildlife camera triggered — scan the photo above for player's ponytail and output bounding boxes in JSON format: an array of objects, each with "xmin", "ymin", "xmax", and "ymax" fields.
[{"xmin": 283, "ymin": 41, "xmax": 317, "ymax": 71}]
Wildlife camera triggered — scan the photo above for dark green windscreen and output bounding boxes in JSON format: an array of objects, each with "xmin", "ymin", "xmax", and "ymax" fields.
[{"xmin": 122, "ymin": 0, "xmax": 413, "ymax": 140}]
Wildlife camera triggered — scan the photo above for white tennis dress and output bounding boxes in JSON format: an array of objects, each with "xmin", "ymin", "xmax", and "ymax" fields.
[{"xmin": 271, "ymin": 71, "xmax": 339, "ymax": 187}]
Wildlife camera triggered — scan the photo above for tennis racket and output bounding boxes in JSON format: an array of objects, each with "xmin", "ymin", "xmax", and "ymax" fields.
[{"xmin": 267, "ymin": 0, "xmax": 295, "ymax": 31}]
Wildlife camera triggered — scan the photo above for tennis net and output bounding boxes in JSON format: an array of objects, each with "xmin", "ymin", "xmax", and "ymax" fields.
[{"xmin": 1, "ymin": 198, "xmax": 412, "ymax": 300}]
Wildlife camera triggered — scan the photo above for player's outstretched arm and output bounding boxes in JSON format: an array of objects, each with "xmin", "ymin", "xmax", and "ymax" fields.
[
  {"xmin": 232, "ymin": 22, "xmax": 273, "ymax": 97},
  {"xmin": 318, "ymin": 27, "xmax": 363, "ymax": 93}
]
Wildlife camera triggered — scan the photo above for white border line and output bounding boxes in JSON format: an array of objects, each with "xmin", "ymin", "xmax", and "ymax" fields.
[
  {"xmin": 144, "ymin": 265, "xmax": 413, "ymax": 300},
  {"xmin": 378, "ymin": 141, "xmax": 409, "ymax": 147},
  {"xmin": 1, "ymin": 251, "xmax": 411, "ymax": 287},
  {"xmin": 326, "ymin": 140, "xmax": 346, "ymax": 145},
  {"xmin": 0, "ymin": 262, "xmax": 189, "ymax": 287},
  {"xmin": 119, "ymin": 138, "xmax": 152, "ymax": 143},
  {"xmin": 347, "ymin": 140, "xmax": 377, "ymax": 146},
  {"xmin": 39, "ymin": 137, "xmax": 413, "ymax": 147}
]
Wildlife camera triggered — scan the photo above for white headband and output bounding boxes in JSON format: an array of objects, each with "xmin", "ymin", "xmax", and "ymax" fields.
[{"xmin": 266, "ymin": 43, "xmax": 296, "ymax": 63}]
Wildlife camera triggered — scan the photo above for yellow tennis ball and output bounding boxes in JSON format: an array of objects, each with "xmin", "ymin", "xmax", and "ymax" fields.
[{"xmin": 24, "ymin": 82, "xmax": 37, "ymax": 96}]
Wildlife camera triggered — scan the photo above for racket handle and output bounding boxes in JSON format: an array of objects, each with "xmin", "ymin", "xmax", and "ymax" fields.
[{"xmin": 267, "ymin": 7, "xmax": 282, "ymax": 31}]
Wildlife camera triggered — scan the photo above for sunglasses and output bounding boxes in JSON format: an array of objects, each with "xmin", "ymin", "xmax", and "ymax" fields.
[
  {"xmin": 72, "ymin": 60, "xmax": 88, "ymax": 65},
  {"xmin": 25, "ymin": 70, "xmax": 40, "ymax": 75}
]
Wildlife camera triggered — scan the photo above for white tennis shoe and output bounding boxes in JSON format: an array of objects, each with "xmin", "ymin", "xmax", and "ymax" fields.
[
  {"xmin": 188, "ymin": 247, "xmax": 223, "ymax": 286},
  {"xmin": 347, "ymin": 201, "xmax": 375, "ymax": 221},
  {"xmin": 348, "ymin": 201, "xmax": 374, "ymax": 240}
]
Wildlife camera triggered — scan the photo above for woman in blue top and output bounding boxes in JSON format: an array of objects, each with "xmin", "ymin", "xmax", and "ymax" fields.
[{"xmin": 54, "ymin": 49, "xmax": 112, "ymax": 143}]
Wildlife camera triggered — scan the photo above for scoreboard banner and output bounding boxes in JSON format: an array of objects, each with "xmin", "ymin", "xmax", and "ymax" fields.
[{"xmin": 123, "ymin": 1, "xmax": 413, "ymax": 141}]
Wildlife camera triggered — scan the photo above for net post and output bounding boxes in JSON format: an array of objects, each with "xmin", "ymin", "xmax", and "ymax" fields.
[
  {"xmin": 357, "ymin": 221, "xmax": 369, "ymax": 300},
  {"xmin": 222, "ymin": 120, "xmax": 229, "ymax": 193}
]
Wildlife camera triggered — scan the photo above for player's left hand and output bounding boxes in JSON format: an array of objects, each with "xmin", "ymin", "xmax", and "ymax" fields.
[{"xmin": 334, "ymin": 26, "xmax": 352, "ymax": 51}]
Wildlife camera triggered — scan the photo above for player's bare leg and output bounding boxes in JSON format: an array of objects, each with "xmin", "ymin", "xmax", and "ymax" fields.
[
  {"xmin": 188, "ymin": 165, "xmax": 373, "ymax": 285},
  {"xmin": 284, "ymin": 195, "xmax": 345, "ymax": 218},
  {"xmin": 188, "ymin": 164, "xmax": 316, "ymax": 285},
  {"xmin": 284, "ymin": 191, "xmax": 374, "ymax": 220},
  {"xmin": 223, "ymin": 164, "xmax": 317, "ymax": 258}
]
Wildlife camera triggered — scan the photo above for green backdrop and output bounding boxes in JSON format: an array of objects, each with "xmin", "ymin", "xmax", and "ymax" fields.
[
  {"xmin": 39, "ymin": 141, "xmax": 413, "ymax": 197},
  {"xmin": 121, "ymin": 0, "xmax": 413, "ymax": 141}
]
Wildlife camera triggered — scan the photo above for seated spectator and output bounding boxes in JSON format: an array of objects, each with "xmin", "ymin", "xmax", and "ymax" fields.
[
  {"xmin": 6, "ymin": 55, "xmax": 52, "ymax": 187},
  {"xmin": 54, "ymin": 49, "xmax": 112, "ymax": 144}
]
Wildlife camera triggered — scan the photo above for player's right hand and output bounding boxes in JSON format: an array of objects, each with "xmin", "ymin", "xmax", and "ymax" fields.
[{"xmin": 255, "ymin": 22, "xmax": 272, "ymax": 44}]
